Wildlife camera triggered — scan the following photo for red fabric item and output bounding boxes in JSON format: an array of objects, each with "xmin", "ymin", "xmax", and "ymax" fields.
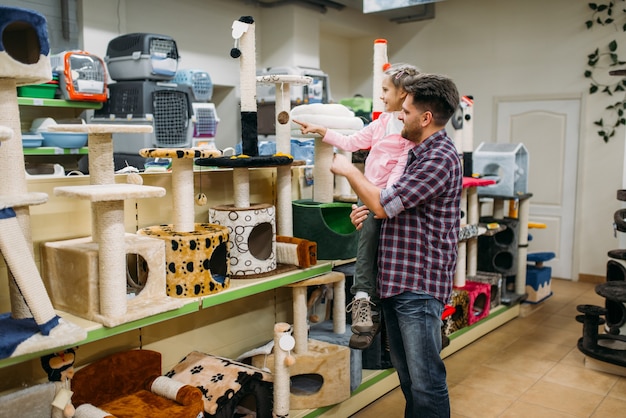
[{"xmin": 463, "ymin": 177, "xmax": 496, "ymax": 188}]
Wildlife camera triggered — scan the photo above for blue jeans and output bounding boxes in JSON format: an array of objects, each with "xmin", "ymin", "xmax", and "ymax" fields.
[
  {"xmin": 381, "ymin": 292, "xmax": 449, "ymax": 418},
  {"xmin": 351, "ymin": 205, "xmax": 382, "ymax": 303}
]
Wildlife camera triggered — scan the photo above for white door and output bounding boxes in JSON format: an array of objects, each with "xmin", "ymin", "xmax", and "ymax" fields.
[{"xmin": 496, "ymin": 98, "xmax": 581, "ymax": 280}]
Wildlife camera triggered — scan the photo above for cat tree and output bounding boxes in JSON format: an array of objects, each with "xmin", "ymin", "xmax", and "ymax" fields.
[
  {"xmin": 195, "ymin": 16, "xmax": 295, "ymax": 278},
  {"xmin": 0, "ymin": 6, "xmax": 86, "ymax": 359},
  {"xmin": 42, "ymin": 123, "xmax": 190, "ymax": 327},
  {"xmin": 137, "ymin": 147, "xmax": 230, "ymax": 298}
]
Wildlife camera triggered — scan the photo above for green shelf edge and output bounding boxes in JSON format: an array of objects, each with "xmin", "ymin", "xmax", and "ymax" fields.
[
  {"xmin": 300, "ymin": 369, "xmax": 397, "ymax": 418},
  {"xmin": 0, "ymin": 262, "xmax": 333, "ymax": 369},
  {"xmin": 22, "ymin": 146, "xmax": 89, "ymax": 155},
  {"xmin": 446, "ymin": 303, "xmax": 513, "ymax": 341},
  {"xmin": 84, "ymin": 301, "xmax": 200, "ymax": 341},
  {"xmin": 202, "ymin": 263, "xmax": 333, "ymax": 309},
  {"xmin": 17, "ymin": 97, "xmax": 103, "ymax": 109}
]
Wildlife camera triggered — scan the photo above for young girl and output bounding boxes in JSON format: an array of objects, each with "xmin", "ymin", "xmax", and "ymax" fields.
[{"xmin": 294, "ymin": 63, "xmax": 420, "ymax": 348}]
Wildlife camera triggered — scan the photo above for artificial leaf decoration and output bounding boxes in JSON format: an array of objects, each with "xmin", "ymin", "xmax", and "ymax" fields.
[{"xmin": 585, "ymin": 1, "xmax": 626, "ymax": 142}]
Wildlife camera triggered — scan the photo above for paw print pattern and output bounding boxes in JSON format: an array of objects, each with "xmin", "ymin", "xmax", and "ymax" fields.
[
  {"xmin": 210, "ymin": 372, "xmax": 224, "ymax": 383},
  {"xmin": 190, "ymin": 365, "xmax": 204, "ymax": 374}
]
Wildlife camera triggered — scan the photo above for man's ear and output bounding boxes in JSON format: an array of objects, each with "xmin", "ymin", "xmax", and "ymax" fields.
[{"xmin": 421, "ymin": 110, "xmax": 433, "ymax": 127}]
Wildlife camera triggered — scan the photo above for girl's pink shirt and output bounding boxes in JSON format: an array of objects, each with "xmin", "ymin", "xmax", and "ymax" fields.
[{"xmin": 322, "ymin": 112, "xmax": 413, "ymax": 188}]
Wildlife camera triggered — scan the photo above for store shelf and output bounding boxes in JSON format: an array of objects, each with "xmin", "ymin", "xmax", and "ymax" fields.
[
  {"xmin": 22, "ymin": 146, "xmax": 88, "ymax": 155},
  {"xmin": 202, "ymin": 262, "xmax": 333, "ymax": 309},
  {"xmin": 17, "ymin": 97, "xmax": 102, "ymax": 109},
  {"xmin": 0, "ymin": 262, "xmax": 333, "ymax": 369}
]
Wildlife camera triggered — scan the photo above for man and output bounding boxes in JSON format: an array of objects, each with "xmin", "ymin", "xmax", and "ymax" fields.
[{"xmin": 330, "ymin": 73, "xmax": 462, "ymax": 417}]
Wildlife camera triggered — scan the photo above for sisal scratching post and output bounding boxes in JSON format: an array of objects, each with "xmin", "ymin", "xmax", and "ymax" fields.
[
  {"xmin": 235, "ymin": 16, "xmax": 258, "ymax": 157},
  {"xmin": 171, "ymin": 158, "xmax": 195, "ymax": 232},
  {"xmin": 276, "ymin": 165, "xmax": 292, "ymax": 235},
  {"xmin": 257, "ymin": 74, "xmax": 312, "ymax": 236},
  {"xmin": 93, "ymin": 200, "xmax": 127, "ymax": 317},
  {"xmin": 0, "ymin": 206, "xmax": 57, "ymax": 333},
  {"xmin": 273, "ymin": 322, "xmax": 294, "ymax": 417},
  {"xmin": 85, "ymin": 133, "xmax": 115, "ymax": 185},
  {"xmin": 292, "ymin": 286, "xmax": 308, "ymax": 354},
  {"xmin": 233, "ymin": 167, "xmax": 250, "ymax": 209},
  {"xmin": 313, "ymin": 140, "xmax": 334, "ymax": 203},
  {"xmin": 466, "ymin": 184, "xmax": 479, "ymax": 277}
]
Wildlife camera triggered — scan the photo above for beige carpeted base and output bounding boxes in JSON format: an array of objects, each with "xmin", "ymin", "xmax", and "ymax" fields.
[
  {"xmin": 42, "ymin": 233, "xmax": 187, "ymax": 327},
  {"xmin": 251, "ymin": 339, "xmax": 351, "ymax": 409},
  {"xmin": 12, "ymin": 317, "xmax": 86, "ymax": 357}
]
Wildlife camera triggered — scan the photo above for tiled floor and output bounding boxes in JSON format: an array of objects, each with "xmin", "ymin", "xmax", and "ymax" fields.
[{"xmin": 350, "ymin": 279, "xmax": 626, "ymax": 417}]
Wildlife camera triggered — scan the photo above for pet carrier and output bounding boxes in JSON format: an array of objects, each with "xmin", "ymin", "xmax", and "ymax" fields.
[
  {"xmin": 92, "ymin": 80, "xmax": 193, "ymax": 153},
  {"xmin": 105, "ymin": 33, "xmax": 179, "ymax": 81},
  {"xmin": 50, "ymin": 50, "xmax": 107, "ymax": 102},
  {"xmin": 173, "ymin": 69, "xmax": 213, "ymax": 102},
  {"xmin": 192, "ymin": 103, "xmax": 219, "ymax": 138}
]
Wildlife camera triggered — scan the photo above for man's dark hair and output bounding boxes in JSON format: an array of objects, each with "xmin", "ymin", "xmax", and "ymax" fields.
[{"xmin": 401, "ymin": 73, "xmax": 459, "ymax": 126}]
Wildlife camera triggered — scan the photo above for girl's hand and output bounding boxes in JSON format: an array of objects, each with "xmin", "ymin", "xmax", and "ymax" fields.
[
  {"xmin": 293, "ymin": 119, "xmax": 326, "ymax": 137},
  {"xmin": 350, "ymin": 204, "xmax": 369, "ymax": 230}
]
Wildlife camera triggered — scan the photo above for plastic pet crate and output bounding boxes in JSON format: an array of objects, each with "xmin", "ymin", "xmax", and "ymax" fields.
[
  {"xmin": 173, "ymin": 69, "xmax": 213, "ymax": 102},
  {"xmin": 105, "ymin": 33, "xmax": 179, "ymax": 81},
  {"xmin": 192, "ymin": 103, "xmax": 219, "ymax": 138},
  {"xmin": 93, "ymin": 80, "xmax": 193, "ymax": 151},
  {"xmin": 50, "ymin": 50, "xmax": 107, "ymax": 102}
]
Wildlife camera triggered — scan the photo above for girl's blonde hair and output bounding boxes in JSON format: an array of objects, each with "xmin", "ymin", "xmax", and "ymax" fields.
[{"xmin": 385, "ymin": 63, "xmax": 420, "ymax": 89}]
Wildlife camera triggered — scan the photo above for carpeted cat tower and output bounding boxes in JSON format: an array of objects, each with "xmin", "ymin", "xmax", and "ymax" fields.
[
  {"xmin": 195, "ymin": 16, "xmax": 296, "ymax": 278},
  {"xmin": 137, "ymin": 147, "xmax": 231, "ymax": 298},
  {"xmin": 0, "ymin": 6, "xmax": 86, "ymax": 359},
  {"xmin": 251, "ymin": 271, "xmax": 351, "ymax": 410},
  {"xmin": 41, "ymin": 123, "xmax": 191, "ymax": 327}
]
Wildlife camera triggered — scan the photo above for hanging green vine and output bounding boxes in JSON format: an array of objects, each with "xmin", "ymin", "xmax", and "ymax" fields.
[{"xmin": 584, "ymin": 1, "xmax": 626, "ymax": 142}]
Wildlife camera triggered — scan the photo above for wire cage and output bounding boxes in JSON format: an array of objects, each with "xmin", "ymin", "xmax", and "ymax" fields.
[
  {"xmin": 192, "ymin": 103, "xmax": 219, "ymax": 138},
  {"xmin": 173, "ymin": 69, "xmax": 213, "ymax": 102},
  {"xmin": 105, "ymin": 33, "xmax": 179, "ymax": 81},
  {"xmin": 93, "ymin": 80, "xmax": 193, "ymax": 149}
]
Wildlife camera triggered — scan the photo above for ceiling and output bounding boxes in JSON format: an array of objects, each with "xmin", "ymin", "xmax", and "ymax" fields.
[{"xmin": 241, "ymin": 0, "xmax": 437, "ymax": 23}]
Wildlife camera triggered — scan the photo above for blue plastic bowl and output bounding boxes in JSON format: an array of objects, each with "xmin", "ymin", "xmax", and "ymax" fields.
[{"xmin": 41, "ymin": 131, "xmax": 88, "ymax": 148}]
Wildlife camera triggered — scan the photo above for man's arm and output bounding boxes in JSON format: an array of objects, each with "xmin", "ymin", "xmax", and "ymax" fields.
[{"xmin": 330, "ymin": 153, "xmax": 387, "ymax": 219}]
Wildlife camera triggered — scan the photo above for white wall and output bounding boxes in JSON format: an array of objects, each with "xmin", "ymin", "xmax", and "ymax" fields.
[{"xmin": 79, "ymin": 0, "xmax": 625, "ymax": 279}]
